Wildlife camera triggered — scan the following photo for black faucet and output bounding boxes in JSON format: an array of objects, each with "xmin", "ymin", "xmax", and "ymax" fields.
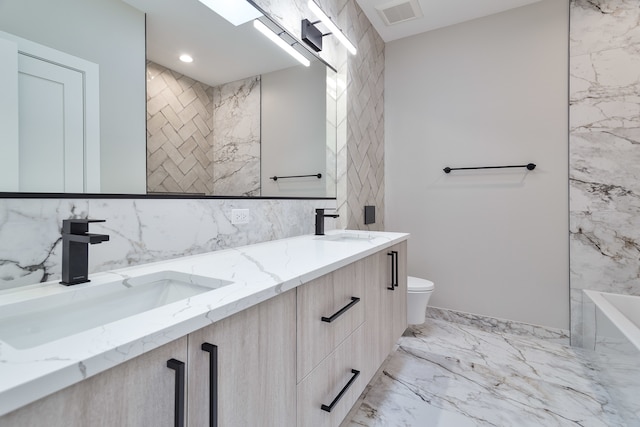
[
  {"xmin": 315, "ymin": 209, "xmax": 339, "ymax": 236},
  {"xmin": 60, "ymin": 219, "xmax": 110, "ymax": 285}
]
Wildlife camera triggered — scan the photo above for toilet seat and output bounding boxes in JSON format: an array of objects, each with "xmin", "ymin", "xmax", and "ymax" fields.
[{"xmin": 408, "ymin": 276, "xmax": 434, "ymax": 292}]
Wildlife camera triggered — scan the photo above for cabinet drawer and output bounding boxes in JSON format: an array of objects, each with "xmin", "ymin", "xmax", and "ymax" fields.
[
  {"xmin": 297, "ymin": 260, "xmax": 365, "ymax": 382},
  {"xmin": 297, "ymin": 325, "xmax": 367, "ymax": 427}
]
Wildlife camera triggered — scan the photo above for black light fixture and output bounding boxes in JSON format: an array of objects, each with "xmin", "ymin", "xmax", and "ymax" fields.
[
  {"xmin": 302, "ymin": 1, "xmax": 357, "ymax": 55},
  {"xmin": 301, "ymin": 18, "xmax": 324, "ymax": 52}
]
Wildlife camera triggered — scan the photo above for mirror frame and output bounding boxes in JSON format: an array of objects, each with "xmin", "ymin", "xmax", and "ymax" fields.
[{"xmin": 0, "ymin": 0, "xmax": 338, "ymax": 200}]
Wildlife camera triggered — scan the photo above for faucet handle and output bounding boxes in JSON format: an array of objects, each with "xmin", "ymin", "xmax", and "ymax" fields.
[
  {"xmin": 62, "ymin": 218, "xmax": 106, "ymax": 234},
  {"xmin": 63, "ymin": 219, "xmax": 106, "ymax": 224}
]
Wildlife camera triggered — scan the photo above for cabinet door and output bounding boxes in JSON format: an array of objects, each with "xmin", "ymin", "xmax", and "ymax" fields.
[
  {"xmin": 363, "ymin": 242, "xmax": 408, "ymax": 380},
  {"xmin": 187, "ymin": 290, "xmax": 296, "ymax": 427},
  {"xmin": 391, "ymin": 241, "xmax": 408, "ymax": 341},
  {"xmin": 363, "ymin": 249, "xmax": 392, "ymax": 377},
  {"xmin": 297, "ymin": 260, "xmax": 365, "ymax": 382},
  {"xmin": 0, "ymin": 337, "xmax": 188, "ymax": 427}
]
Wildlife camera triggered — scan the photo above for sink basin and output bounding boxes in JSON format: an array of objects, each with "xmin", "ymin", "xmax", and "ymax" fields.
[
  {"xmin": 0, "ymin": 271, "xmax": 233, "ymax": 350},
  {"xmin": 316, "ymin": 233, "xmax": 375, "ymax": 242}
]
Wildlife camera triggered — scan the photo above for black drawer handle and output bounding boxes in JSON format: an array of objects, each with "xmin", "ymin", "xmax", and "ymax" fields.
[
  {"xmin": 387, "ymin": 252, "xmax": 395, "ymax": 290},
  {"xmin": 167, "ymin": 358, "xmax": 185, "ymax": 427},
  {"xmin": 392, "ymin": 250, "xmax": 399, "ymax": 287},
  {"xmin": 321, "ymin": 297, "xmax": 360, "ymax": 323},
  {"xmin": 201, "ymin": 343, "xmax": 218, "ymax": 427},
  {"xmin": 320, "ymin": 369, "xmax": 361, "ymax": 412}
]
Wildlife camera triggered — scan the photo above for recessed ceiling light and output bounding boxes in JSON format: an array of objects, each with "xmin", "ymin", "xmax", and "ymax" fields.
[{"xmin": 179, "ymin": 54, "xmax": 194, "ymax": 63}]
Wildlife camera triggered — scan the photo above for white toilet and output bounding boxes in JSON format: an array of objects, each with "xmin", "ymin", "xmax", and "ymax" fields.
[{"xmin": 407, "ymin": 276, "xmax": 434, "ymax": 325}]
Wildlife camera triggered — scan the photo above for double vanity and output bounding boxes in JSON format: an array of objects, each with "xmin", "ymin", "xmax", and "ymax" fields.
[{"xmin": 0, "ymin": 230, "xmax": 408, "ymax": 426}]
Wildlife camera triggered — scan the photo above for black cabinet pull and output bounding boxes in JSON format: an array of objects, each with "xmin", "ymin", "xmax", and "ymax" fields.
[
  {"xmin": 392, "ymin": 250, "xmax": 399, "ymax": 287},
  {"xmin": 387, "ymin": 252, "xmax": 395, "ymax": 290},
  {"xmin": 201, "ymin": 343, "xmax": 218, "ymax": 427},
  {"xmin": 320, "ymin": 369, "xmax": 361, "ymax": 412},
  {"xmin": 167, "ymin": 358, "xmax": 185, "ymax": 427},
  {"xmin": 321, "ymin": 297, "xmax": 360, "ymax": 323}
]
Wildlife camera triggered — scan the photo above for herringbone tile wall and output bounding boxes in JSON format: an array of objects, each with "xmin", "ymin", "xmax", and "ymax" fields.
[
  {"xmin": 340, "ymin": 0, "xmax": 385, "ymax": 231},
  {"xmin": 146, "ymin": 61, "xmax": 214, "ymax": 195}
]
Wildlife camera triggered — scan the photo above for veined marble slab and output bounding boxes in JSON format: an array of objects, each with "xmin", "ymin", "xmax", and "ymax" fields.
[
  {"xmin": 426, "ymin": 307, "xmax": 570, "ymax": 344},
  {"xmin": 346, "ymin": 317, "xmax": 622, "ymax": 426},
  {"xmin": 212, "ymin": 76, "xmax": 261, "ymax": 196},
  {"xmin": 0, "ymin": 198, "xmax": 337, "ymax": 291},
  {"xmin": 569, "ymin": 0, "xmax": 640, "ymax": 344},
  {"xmin": 0, "ymin": 230, "xmax": 408, "ymax": 417}
]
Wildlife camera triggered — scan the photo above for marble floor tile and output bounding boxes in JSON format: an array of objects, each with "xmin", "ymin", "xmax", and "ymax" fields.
[{"xmin": 345, "ymin": 318, "xmax": 624, "ymax": 427}]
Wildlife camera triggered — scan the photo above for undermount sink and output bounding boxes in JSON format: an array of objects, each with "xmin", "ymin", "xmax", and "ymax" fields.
[
  {"xmin": 0, "ymin": 271, "xmax": 233, "ymax": 350},
  {"xmin": 316, "ymin": 233, "xmax": 375, "ymax": 242}
]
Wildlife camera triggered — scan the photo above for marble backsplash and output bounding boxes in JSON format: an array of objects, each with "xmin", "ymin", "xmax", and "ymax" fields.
[
  {"xmin": 0, "ymin": 198, "xmax": 336, "ymax": 291},
  {"xmin": 569, "ymin": 0, "xmax": 640, "ymax": 345}
]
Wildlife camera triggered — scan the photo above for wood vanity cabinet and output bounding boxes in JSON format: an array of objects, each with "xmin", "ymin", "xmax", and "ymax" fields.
[
  {"xmin": 0, "ymin": 291, "xmax": 296, "ymax": 427},
  {"xmin": 296, "ymin": 243, "xmax": 407, "ymax": 427},
  {"xmin": 0, "ymin": 336, "xmax": 188, "ymax": 427},
  {"xmin": 187, "ymin": 289, "xmax": 296, "ymax": 427},
  {"xmin": 0, "ymin": 241, "xmax": 407, "ymax": 427}
]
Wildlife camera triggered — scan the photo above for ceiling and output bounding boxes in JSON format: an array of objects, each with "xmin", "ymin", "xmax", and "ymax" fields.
[
  {"xmin": 122, "ymin": 0, "xmax": 306, "ymax": 87},
  {"xmin": 121, "ymin": 0, "xmax": 544, "ymax": 85},
  {"xmin": 354, "ymin": 0, "xmax": 542, "ymax": 42}
]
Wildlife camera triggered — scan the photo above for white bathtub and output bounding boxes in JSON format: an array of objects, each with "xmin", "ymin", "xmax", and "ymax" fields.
[
  {"xmin": 583, "ymin": 290, "xmax": 640, "ymax": 352},
  {"xmin": 583, "ymin": 290, "xmax": 640, "ymax": 424}
]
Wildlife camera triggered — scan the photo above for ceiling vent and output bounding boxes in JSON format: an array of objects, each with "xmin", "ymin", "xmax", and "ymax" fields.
[{"xmin": 375, "ymin": 0, "xmax": 423, "ymax": 26}]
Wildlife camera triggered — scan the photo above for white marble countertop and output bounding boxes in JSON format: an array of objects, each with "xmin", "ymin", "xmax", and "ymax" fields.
[{"xmin": 0, "ymin": 230, "xmax": 408, "ymax": 417}]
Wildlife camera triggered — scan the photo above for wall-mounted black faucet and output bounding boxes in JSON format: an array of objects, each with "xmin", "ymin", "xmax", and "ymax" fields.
[
  {"xmin": 315, "ymin": 209, "xmax": 339, "ymax": 236},
  {"xmin": 61, "ymin": 219, "xmax": 110, "ymax": 286}
]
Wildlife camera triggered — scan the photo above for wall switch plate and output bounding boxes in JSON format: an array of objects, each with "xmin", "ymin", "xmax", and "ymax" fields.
[
  {"xmin": 364, "ymin": 206, "xmax": 375, "ymax": 225},
  {"xmin": 231, "ymin": 209, "xmax": 250, "ymax": 224}
]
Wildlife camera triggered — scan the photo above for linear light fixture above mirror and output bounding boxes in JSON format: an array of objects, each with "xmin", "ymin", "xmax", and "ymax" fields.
[
  {"xmin": 304, "ymin": 0, "xmax": 357, "ymax": 55},
  {"xmin": 253, "ymin": 20, "xmax": 311, "ymax": 67},
  {"xmin": 198, "ymin": 0, "xmax": 262, "ymax": 26}
]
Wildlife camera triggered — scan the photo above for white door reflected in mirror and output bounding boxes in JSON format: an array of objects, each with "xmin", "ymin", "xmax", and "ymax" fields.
[{"xmin": 0, "ymin": 31, "xmax": 100, "ymax": 193}]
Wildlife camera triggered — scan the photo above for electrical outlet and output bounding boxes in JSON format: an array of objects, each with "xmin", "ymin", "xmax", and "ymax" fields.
[{"xmin": 231, "ymin": 209, "xmax": 250, "ymax": 224}]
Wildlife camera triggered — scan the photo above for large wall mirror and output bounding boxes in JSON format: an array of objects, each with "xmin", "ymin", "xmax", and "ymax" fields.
[{"xmin": 0, "ymin": 0, "xmax": 338, "ymax": 198}]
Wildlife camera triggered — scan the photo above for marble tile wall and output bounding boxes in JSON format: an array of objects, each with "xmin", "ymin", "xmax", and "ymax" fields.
[
  {"xmin": 569, "ymin": 0, "xmax": 640, "ymax": 345},
  {"xmin": 146, "ymin": 61, "xmax": 214, "ymax": 195},
  {"xmin": 0, "ymin": 198, "xmax": 336, "ymax": 291},
  {"xmin": 254, "ymin": 0, "xmax": 385, "ymax": 230},
  {"xmin": 212, "ymin": 76, "xmax": 261, "ymax": 196}
]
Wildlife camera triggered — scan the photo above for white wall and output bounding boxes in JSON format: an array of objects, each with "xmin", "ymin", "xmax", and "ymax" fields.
[
  {"xmin": 0, "ymin": 0, "xmax": 146, "ymax": 193},
  {"xmin": 261, "ymin": 61, "xmax": 327, "ymax": 197},
  {"xmin": 385, "ymin": 0, "xmax": 569, "ymax": 328}
]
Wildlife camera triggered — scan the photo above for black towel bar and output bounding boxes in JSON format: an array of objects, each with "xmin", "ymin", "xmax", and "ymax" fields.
[
  {"xmin": 270, "ymin": 173, "xmax": 322, "ymax": 181},
  {"xmin": 443, "ymin": 163, "xmax": 536, "ymax": 173}
]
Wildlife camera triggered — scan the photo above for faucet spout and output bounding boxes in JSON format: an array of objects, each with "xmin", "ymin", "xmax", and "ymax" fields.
[
  {"xmin": 61, "ymin": 219, "xmax": 109, "ymax": 286},
  {"xmin": 65, "ymin": 233, "xmax": 110, "ymax": 244}
]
